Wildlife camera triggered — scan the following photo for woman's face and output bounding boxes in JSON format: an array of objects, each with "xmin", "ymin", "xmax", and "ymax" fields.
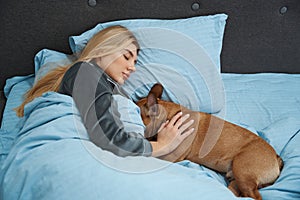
[{"xmin": 96, "ymin": 43, "xmax": 138, "ymax": 85}]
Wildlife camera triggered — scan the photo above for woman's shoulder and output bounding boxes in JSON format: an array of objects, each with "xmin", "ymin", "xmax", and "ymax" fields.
[
  {"xmin": 68, "ymin": 61, "xmax": 91, "ymax": 71},
  {"xmin": 60, "ymin": 61, "xmax": 111, "ymax": 95},
  {"xmin": 61, "ymin": 61, "xmax": 100, "ymax": 88},
  {"xmin": 69, "ymin": 61, "xmax": 105, "ymax": 73},
  {"xmin": 69, "ymin": 61, "xmax": 112, "ymax": 89},
  {"xmin": 65, "ymin": 61, "xmax": 102, "ymax": 77}
]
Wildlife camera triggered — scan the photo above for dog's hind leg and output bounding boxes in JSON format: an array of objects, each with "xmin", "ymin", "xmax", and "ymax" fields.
[
  {"xmin": 228, "ymin": 180, "xmax": 241, "ymax": 197},
  {"xmin": 231, "ymin": 154, "xmax": 262, "ymax": 200},
  {"xmin": 235, "ymin": 178, "xmax": 261, "ymax": 200},
  {"xmin": 226, "ymin": 169, "xmax": 241, "ymax": 197},
  {"xmin": 236, "ymin": 180, "xmax": 261, "ymax": 200}
]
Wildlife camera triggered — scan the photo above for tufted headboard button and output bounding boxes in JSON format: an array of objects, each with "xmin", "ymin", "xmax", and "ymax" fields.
[
  {"xmin": 191, "ymin": 2, "xmax": 200, "ymax": 11},
  {"xmin": 88, "ymin": 0, "xmax": 97, "ymax": 7},
  {"xmin": 279, "ymin": 6, "xmax": 288, "ymax": 14}
]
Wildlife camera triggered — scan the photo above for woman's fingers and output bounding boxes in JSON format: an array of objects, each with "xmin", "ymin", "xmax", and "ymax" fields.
[
  {"xmin": 179, "ymin": 127, "xmax": 194, "ymax": 141},
  {"xmin": 167, "ymin": 112, "xmax": 194, "ymax": 131},
  {"xmin": 167, "ymin": 111, "xmax": 183, "ymax": 126},
  {"xmin": 157, "ymin": 120, "xmax": 169, "ymax": 133},
  {"xmin": 178, "ymin": 118, "xmax": 194, "ymax": 134},
  {"xmin": 173, "ymin": 113, "xmax": 190, "ymax": 129},
  {"xmin": 154, "ymin": 112, "xmax": 196, "ymax": 157}
]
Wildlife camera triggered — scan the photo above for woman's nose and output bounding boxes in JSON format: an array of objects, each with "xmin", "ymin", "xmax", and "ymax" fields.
[{"xmin": 128, "ymin": 62, "xmax": 136, "ymax": 72}]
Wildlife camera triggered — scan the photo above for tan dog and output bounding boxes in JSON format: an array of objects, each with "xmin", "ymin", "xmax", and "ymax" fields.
[{"xmin": 136, "ymin": 83, "xmax": 283, "ymax": 200}]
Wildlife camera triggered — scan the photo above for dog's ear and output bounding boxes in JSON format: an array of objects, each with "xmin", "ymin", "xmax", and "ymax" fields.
[
  {"xmin": 149, "ymin": 83, "xmax": 163, "ymax": 99},
  {"xmin": 147, "ymin": 92, "xmax": 160, "ymax": 115},
  {"xmin": 147, "ymin": 92, "xmax": 157, "ymax": 108},
  {"xmin": 147, "ymin": 83, "xmax": 163, "ymax": 113}
]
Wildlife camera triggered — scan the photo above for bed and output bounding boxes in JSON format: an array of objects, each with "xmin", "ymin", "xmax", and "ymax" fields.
[{"xmin": 1, "ymin": 1, "xmax": 300, "ymax": 200}]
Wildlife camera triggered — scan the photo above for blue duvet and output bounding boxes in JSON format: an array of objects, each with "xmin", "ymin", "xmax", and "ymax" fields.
[{"xmin": 0, "ymin": 92, "xmax": 240, "ymax": 200}]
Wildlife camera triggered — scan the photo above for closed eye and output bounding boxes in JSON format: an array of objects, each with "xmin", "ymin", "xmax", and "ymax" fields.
[
  {"xmin": 124, "ymin": 49, "xmax": 137, "ymax": 64},
  {"xmin": 123, "ymin": 54, "xmax": 129, "ymax": 60}
]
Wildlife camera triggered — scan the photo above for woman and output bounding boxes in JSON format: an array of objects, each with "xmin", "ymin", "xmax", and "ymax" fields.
[{"xmin": 15, "ymin": 25, "xmax": 194, "ymax": 157}]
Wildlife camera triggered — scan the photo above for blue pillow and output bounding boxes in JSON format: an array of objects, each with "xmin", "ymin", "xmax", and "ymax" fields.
[
  {"xmin": 34, "ymin": 49, "xmax": 76, "ymax": 83},
  {"xmin": 69, "ymin": 14, "xmax": 227, "ymax": 113},
  {"xmin": 70, "ymin": 14, "xmax": 226, "ymax": 70}
]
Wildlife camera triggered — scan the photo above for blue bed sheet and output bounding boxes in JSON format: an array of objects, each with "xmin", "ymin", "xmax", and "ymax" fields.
[
  {"xmin": 220, "ymin": 73, "xmax": 300, "ymax": 131},
  {"xmin": 0, "ymin": 73, "xmax": 300, "ymax": 200}
]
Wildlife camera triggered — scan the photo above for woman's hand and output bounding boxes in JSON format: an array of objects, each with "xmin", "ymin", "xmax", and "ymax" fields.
[{"xmin": 150, "ymin": 112, "xmax": 194, "ymax": 157}]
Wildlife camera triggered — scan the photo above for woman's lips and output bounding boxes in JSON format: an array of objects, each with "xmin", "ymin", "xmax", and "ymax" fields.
[{"xmin": 122, "ymin": 72, "xmax": 129, "ymax": 80}]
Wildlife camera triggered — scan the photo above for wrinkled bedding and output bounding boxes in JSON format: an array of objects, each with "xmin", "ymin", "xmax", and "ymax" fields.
[{"xmin": 0, "ymin": 73, "xmax": 300, "ymax": 200}]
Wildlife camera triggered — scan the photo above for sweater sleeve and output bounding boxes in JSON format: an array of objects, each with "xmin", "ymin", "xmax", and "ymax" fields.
[{"xmin": 59, "ymin": 62, "xmax": 152, "ymax": 157}]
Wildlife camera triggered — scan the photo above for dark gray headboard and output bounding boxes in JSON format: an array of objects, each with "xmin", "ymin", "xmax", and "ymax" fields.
[{"xmin": 1, "ymin": 0, "xmax": 300, "ymax": 122}]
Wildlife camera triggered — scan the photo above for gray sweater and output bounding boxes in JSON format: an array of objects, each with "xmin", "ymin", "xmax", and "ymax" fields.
[{"xmin": 58, "ymin": 61, "xmax": 152, "ymax": 157}]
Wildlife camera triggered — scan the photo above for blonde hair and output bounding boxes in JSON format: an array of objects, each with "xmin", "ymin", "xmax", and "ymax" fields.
[{"xmin": 15, "ymin": 25, "xmax": 139, "ymax": 117}]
